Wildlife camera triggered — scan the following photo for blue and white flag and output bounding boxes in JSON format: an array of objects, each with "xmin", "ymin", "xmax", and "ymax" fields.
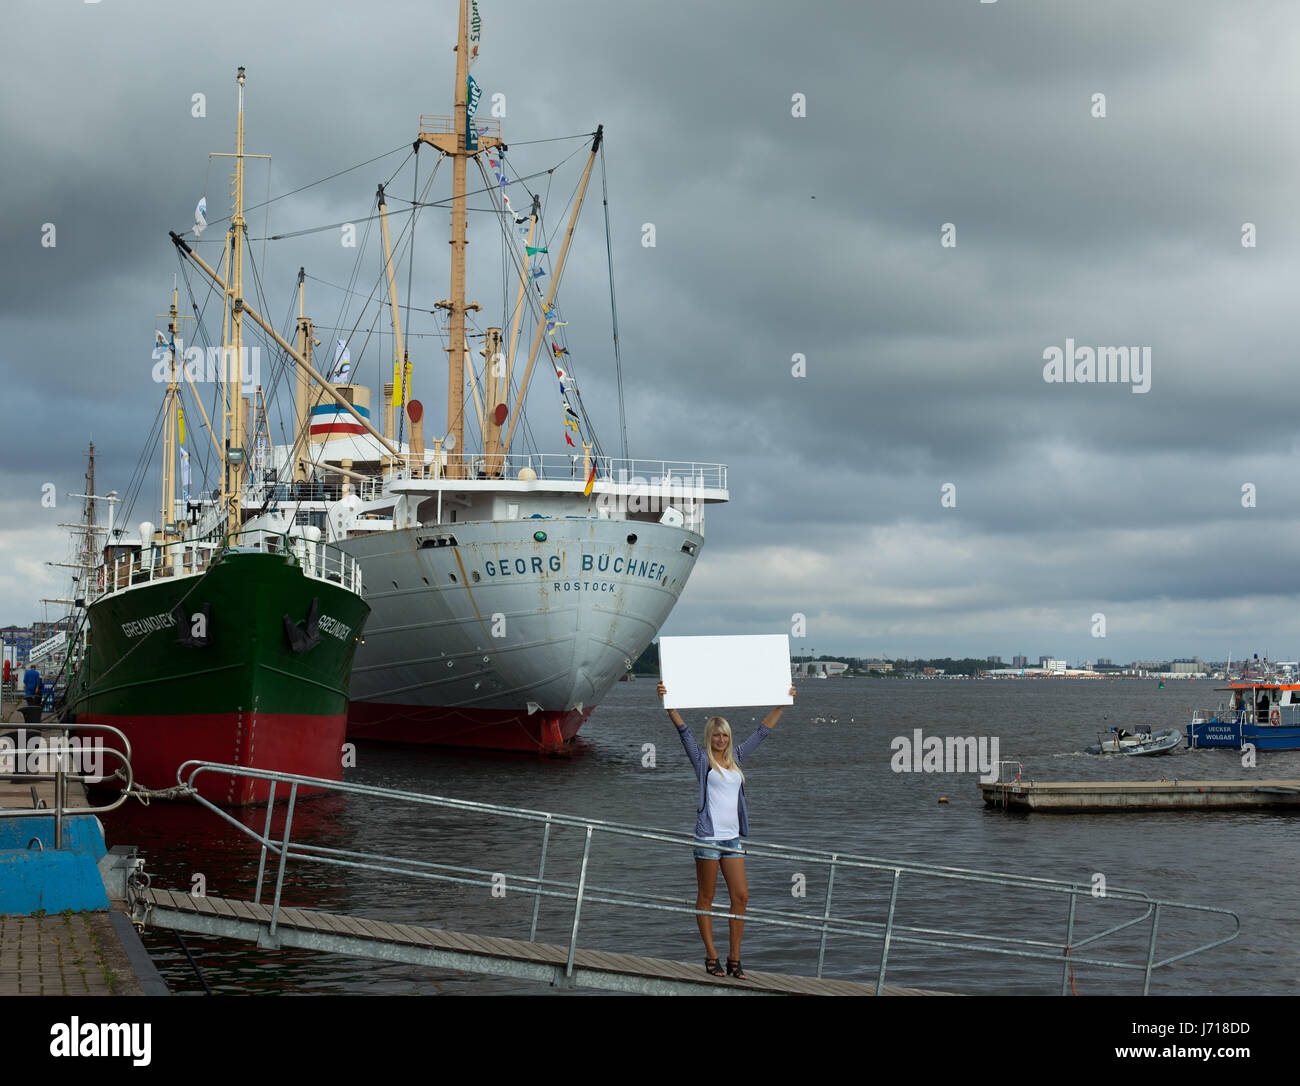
[
  {"xmin": 152, "ymin": 330, "xmax": 172, "ymax": 364},
  {"xmin": 193, "ymin": 197, "xmax": 207, "ymax": 237},
  {"xmin": 331, "ymin": 339, "xmax": 352, "ymax": 382}
]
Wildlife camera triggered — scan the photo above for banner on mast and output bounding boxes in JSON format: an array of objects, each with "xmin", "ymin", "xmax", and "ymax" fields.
[
  {"xmin": 466, "ymin": 75, "xmax": 482, "ymax": 151},
  {"xmin": 469, "ymin": 0, "xmax": 482, "ymax": 64}
]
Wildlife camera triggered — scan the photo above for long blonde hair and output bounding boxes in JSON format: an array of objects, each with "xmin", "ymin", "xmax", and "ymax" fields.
[{"xmin": 703, "ymin": 716, "xmax": 744, "ymax": 782}]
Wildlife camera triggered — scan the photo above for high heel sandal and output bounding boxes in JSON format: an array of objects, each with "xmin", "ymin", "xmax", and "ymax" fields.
[
  {"xmin": 726, "ymin": 958, "xmax": 747, "ymax": 980},
  {"xmin": 704, "ymin": 957, "xmax": 724, "ymax": 977}
]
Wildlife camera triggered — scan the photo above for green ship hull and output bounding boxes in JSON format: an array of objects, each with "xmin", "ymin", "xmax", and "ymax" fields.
[{"xmin": 67, "ymin": 549, "xmax": 369, "ymax": 805}]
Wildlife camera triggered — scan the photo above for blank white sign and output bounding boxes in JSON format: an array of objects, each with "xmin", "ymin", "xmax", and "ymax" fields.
[{"xmin": 658, "ymin": 634, "xmax": 793, "ymax": 709}]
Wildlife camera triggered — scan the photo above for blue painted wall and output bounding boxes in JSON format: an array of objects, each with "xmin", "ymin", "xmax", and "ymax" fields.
[{"xmin": 0, "ymin": 815, "xmax": 110, "ymax": 915}]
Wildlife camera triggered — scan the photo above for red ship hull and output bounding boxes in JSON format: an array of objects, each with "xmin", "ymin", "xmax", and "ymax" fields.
[
  {"xmin": 81, "ymin": 710, "xmax": 347, "ymax": 806},
  {"xmin": 347, "ymin": 701, "xmax": 594, "ymax": 753}
]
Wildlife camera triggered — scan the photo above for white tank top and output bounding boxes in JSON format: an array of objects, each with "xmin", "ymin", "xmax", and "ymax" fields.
[{"xmin": 706, "ymin": 765, "xmax": 742, "ymax": 840}]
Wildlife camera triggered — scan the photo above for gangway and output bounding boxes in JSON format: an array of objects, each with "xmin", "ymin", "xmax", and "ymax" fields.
[{"xmin": 123, "ymin": 761, "xmax": 1240, "ymax": 996}]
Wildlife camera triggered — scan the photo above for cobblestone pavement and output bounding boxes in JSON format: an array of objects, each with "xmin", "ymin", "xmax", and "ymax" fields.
[{"xmin": 0, "ymin": 912, "xmax": 144, "ymax": 996}]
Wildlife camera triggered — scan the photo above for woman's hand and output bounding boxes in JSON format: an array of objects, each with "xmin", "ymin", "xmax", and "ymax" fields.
[
  {"xmin": 659, "ymin": 681, "xmax": 685, "ymax": 729},
  {"xmin": 760, "ymin": 685, "xmax": 795, "ymax": 730}
]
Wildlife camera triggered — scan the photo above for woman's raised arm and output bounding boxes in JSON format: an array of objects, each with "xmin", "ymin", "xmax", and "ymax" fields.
[
  {"xmin": 759, "ymin": 685, "xmax": 797, "ymax": 730},
  {"xmin": 656, "ymin": 680, "xmax": 686, "ymax": 729}
]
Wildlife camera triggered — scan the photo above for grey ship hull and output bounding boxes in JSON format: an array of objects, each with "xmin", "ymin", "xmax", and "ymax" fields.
[{"xmin": 340, "ymin": 514, "xmax": 701, "ymax": 750}]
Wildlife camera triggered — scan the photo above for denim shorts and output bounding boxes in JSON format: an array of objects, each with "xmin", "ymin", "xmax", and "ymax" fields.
[{"xmin": 692, "ymin": 837, "xmax": 744, "ymax": 861}]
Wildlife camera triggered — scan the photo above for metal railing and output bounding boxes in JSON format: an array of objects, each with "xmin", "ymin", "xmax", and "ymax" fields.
[
  {"xmin": 92, "ymin": 526, "xmax": 361, "ymax": 600},
  {"xmin": 98, "ymin": 538, "xmax": 218, "ymax": 597},
  {"xmin": 419, "ymin": 115, "xmax": 503, "ymax": 144},
  {"xmin": 0, "ymin": 723, "xmax": 135, "ymax": 847},
  {"xmin": 357, "ymin": 453, "xmax": 728, "ymax": 492},
  {"xmin": 172, "ymin": 761, "xmax": 1239, "ymax": 995},
  {"xmin": 1192, "ymin": 704, "xmax": 1300, "ymax": 726}
]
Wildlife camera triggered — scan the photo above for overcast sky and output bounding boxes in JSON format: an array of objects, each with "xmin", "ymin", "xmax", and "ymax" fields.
[{"xmin": 5, "ymin": 0, "xmax": 1300, "ymax": 665}]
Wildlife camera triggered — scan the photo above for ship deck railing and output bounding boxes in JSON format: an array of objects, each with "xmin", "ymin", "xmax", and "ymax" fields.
[
  {"xmin": 350, "ymin": 453, "xmax": 728, "ymax": 499},
  {"xmin": 1192, "ymin": 705, "xmax": 1300, "ymax": 726},
  {"xmin": 151, "ymin": 761, "xmax": 1241, "ymax": 996},
  {"xmin": 91, "ymin": 527, "xmax": 361, "ymax": 601},
  {"xmin": 419, "ymin": 114, "xmax": 502, "ymax": 144}
]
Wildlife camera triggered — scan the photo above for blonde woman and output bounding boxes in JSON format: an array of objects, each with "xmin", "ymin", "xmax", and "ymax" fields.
[{"xmin": 656, "ymin": 679, "xmax": 794, "ymax": 980}]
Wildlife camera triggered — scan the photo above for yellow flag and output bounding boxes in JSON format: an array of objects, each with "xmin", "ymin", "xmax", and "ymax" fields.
[
  {"xmin": 393, "ymin": 361, "xmax": 412, "ymax": 405},
  {"xmin": 178, "ymin": 408, "xmax": 185, "ymax": 445}
]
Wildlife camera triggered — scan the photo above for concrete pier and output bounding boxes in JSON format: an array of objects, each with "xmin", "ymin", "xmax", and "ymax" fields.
[
  {"xmin": 2, "ymin": 750, "xmax": 169, "ymax": 995},
  {"xmin": 981, "ymin": 778, "xmax": 1300, "ymax": 812}
]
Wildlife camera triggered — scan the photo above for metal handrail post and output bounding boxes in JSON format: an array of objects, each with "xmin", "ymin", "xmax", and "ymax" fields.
[
  {"xmin": 253, "ymin": 779, "xmax": 278, "ymax": 904},
  {"xmin": 565, "ymin": 825, "xmax": 593, "ymax": 978},
  {"xmin": 269, "ymin": 781, "xmax": 298, "ymax": 938},
  {"xmin": 53, "ymin": 745, "xmax": 64, "ymax": 850},
  {"xmin": 1143, "ymin": 904, "xmax": 1161, "ymax": 996},
  {"xmin": 1061, "ymin": 892, "xmax": 1078, "ymax": 995},
  {"xmin": 876, "ymin": 868, "xmax": 902, "ymax": 995},
  {"xmin": 529, "ymin": 815, "xmax": 552, "ymax": 942},
  {"xmin": 815, "ymin": 855, "xmax": 839, "ymax": 979}
]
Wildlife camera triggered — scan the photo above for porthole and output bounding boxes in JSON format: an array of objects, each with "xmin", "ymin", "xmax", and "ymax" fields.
[{"xmin": 626, "ymin": 533, "xmax": 637, "ymax": 544}]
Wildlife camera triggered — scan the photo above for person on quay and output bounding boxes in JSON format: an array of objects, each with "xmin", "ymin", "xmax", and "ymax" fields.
[
  {"xmin": 656, "ymin": 678, "xmax": 794, "ymax": 981},
  {"xmin": 23, "ymin": 664, "xmax": 42, "ymax": 708}
]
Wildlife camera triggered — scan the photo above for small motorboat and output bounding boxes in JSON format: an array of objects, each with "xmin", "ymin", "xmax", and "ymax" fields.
[{"xmin": 1085, "ymin": 724, "xmax": 1182, "ymax": 756}]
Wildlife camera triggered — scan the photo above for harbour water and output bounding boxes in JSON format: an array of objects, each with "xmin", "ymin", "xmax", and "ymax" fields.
[{"xmin": 103, "ymin": 678, "xmax": 1300, "ymax": 995}]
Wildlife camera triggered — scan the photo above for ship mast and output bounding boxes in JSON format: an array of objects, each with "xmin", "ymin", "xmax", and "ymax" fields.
[
  {"xmin": 210, "ymin": 67, "xmax": 269, "ymax": 535},
  {"xmin": 377, "ymin": 185, "xmax": 407, "ymax": 448},
  {"xmin": 172, "ymin": 71, "xmax": 402, "ymax": 473},
  {"xmin": 293, "ymin": 267, "xmax": 313, "ymax": 482},
  {"xmin": 226, "ymin": 68, "xmax": 247, "ymax": 533},
  {"xmin": 418, "ymin": 0, "xmax": 503, "ymax": 479},
  {"xmin": 82, "ymin": 443, "xmax": 97, "ymax": 574},
  {"xmin": 159, "ymin": 287, "xmax": 182, "ymax": 551}
]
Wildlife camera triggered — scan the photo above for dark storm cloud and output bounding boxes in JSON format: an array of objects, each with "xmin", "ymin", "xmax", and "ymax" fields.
[{"xmin": 5, "ymin": 0, "xmax": 1300, "ymax": 661}]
